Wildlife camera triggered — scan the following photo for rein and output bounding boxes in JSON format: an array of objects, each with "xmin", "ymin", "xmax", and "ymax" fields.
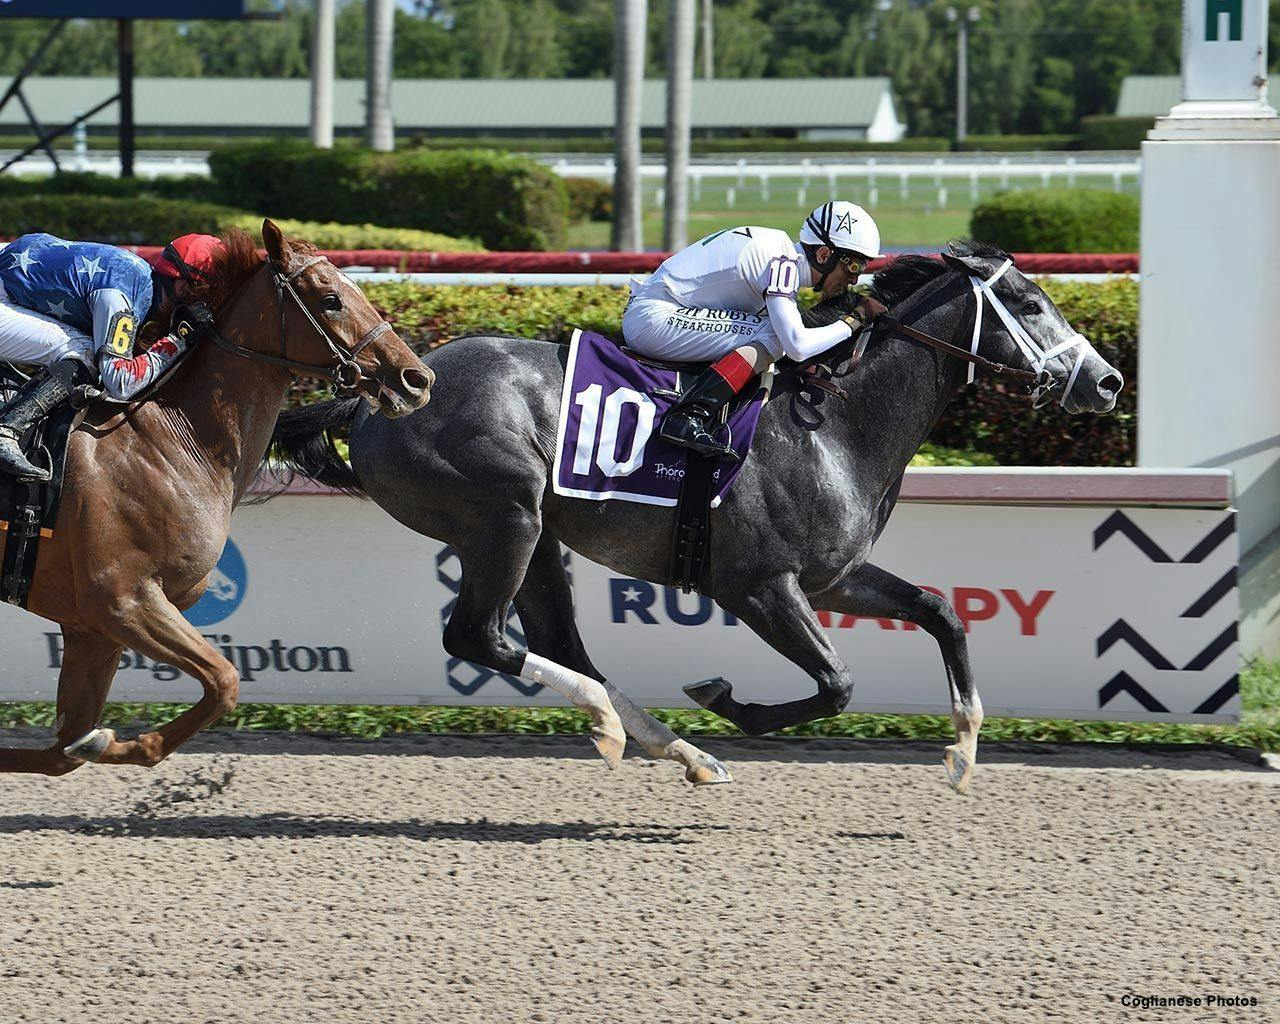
[
  {"xmin": 877, "ymin": 314, "xmax": 1040, "ymax": 386},
  {"xmin": 804, "ymin": 258, "xmax": 1098, "ymax": 408},
  {"xmin": 206, "ymin": 255, "xmax": 394, "ymax": 397}
]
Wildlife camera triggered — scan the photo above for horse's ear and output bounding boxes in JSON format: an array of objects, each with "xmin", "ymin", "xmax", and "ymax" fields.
[
  {"xmin": 941, "ymin": 240, "xmax": 1000, "ymax": 277},
  {"xmin": 261, "ymin": 218, "xmax": 287, "ymax": 265}
]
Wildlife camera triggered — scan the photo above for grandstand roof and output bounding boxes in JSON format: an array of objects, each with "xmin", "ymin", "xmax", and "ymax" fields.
[
  {"xmin": 1115, "ymin": 76, "xmax": 1180, "ymax": 117},
  {"xmin": 0, "ymin": 76, "xmax": 897, "ymax": 132}
]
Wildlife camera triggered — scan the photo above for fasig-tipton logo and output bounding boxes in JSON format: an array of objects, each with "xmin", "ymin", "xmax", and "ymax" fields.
[
  {"xmin": 42, "ymin": 536, "xmax": 354, "ymax": 682},
  {"xmin": 45, "ymin": 632, "xmax": 354, "ymax": 683},
  {"xmin": 184, "ymin": 538, "xmax": 247, "ymax": 626}
]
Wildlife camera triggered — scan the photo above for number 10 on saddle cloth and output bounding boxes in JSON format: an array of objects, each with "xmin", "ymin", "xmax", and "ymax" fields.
[{"xmin": 552, "ymin": 329, "xmax": 769, "ymax": 508}]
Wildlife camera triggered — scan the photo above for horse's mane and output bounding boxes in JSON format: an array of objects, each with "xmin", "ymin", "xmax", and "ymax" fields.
[
  {"xmin": 868, "ymin": 239, "xmax": 1012, "ymax": 309},
  {"xmin": 143, "ymin": 227, "xmax": 295, "ymax": 341},
  {"xmin": 789, "ymin": 239, "xmax": 1011, "ymax": 377}
]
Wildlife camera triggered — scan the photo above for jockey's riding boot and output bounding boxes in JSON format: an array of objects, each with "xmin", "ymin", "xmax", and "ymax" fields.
[
  {"xmin": 0, "ymin": 359, "xmax": 95, "ymax": 483},
  {"xmin": 659, "ymin": 365, "xmax": 741, "ymax": 461}
]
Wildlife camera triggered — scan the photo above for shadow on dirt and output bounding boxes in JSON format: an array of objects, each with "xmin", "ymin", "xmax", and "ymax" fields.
[{"xmin": 0, "ymin": 815, "xmax": 752, "ymax": 844}]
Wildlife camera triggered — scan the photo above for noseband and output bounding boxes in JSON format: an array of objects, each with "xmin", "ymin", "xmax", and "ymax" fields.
[{"xmin": 207, "ymin": 255, "xmax": 394, "ymax": 397}]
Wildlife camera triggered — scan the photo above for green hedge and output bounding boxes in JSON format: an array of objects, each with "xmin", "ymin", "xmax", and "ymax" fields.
[
  {"xmin": 351, "ymin": 278, "xmax": 1137, "ymax": 468},
  {"xmin": 969, "ymin": 188, "xmax": 1139, "ymax": 252},
  {"xmin": 1079, "ymin": 115, "xmax": 1155, "ymax": 151},
  {"xmin": 0, "ymin": 194, "xmax": 242, "ymax": 245},
  {"xmin": 0, "ymin": 171, "xmax": 227, "ymax": 204},
  {"xmin": 209, "ymin": 139, "xmax": 568, "ymax": 250},
  {"xmin": 955, "ymin": 134, "xmax": 1080, "ymax": 152},
  {"xmin": 927, "ymin": 279, "xmax": 1136, "ymax": 467},
  {"xmin": 0, "ymin": 194, "xmax": 482, "ymax": 251},
  {"xmin": 563, "ymin": 177, "xmax": 612, "ymax": 222}
]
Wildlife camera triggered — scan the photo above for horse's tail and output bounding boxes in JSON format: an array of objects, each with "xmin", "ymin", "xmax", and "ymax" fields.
[{"xmin": 269, "ymin": 397, "xmax": 365, "ymax": 496}]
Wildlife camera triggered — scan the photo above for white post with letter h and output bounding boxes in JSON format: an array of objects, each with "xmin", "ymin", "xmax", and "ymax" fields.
[{"xmin": 1139, "ymin": 0, "xmax": 1280, "ymax": 655}]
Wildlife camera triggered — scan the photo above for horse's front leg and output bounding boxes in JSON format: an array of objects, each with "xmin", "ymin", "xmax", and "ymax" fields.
[
  {"xmin": 811, "ymin": 562, "xmax": 983, "ymax": 794},
  {"xmin": 685, "ymin": 572, "xmax": 856, "ymax": 735},
  {"xmin": 84, "ymin": 582, "xmax": 241, "ymax": 767}
]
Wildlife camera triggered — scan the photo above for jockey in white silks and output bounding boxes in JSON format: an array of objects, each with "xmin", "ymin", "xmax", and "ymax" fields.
[
  {"xmin": 0, "ymin": 232, "xmax": 222, "ymax": 481},
  {"xmin": 623, "ymin": 200, "xmax": 886, "ymax": 458}
]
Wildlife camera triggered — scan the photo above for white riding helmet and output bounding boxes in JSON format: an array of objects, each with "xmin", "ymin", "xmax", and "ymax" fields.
[{"xmin": 799, "ymin": 200, "xmax": 881, "ymax": 261}]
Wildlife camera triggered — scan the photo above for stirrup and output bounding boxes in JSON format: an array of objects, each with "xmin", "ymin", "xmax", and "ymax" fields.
[
  {"xmin": 660, "ymin": 420, "xmax": 739, "ymax": 462},
  {"xmin": 0, "ymin": 437, "xmax": 49, "ymax": 482}
]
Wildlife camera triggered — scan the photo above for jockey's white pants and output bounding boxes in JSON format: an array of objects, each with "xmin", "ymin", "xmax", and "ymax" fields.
[
  {"xmin": 0, "ymin": 280, "xmax": 95, "ymax": 368},
  {"xmin": 622, "ymin": 293, "xmax": 785, "ymax": 362}
]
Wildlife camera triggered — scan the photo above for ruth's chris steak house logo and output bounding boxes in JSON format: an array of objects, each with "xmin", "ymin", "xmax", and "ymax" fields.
[
  {"xmin": 611, "ymin": 580, "xmax": 1055, "ymax": 635},
  {"xmin": 44, "ymin": 632, "xmax": 354, "ymax": 682}
]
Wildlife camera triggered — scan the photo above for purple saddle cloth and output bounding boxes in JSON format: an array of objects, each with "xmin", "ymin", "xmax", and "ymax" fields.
[{"xmin": 552, "ymin": 329, "xmax": 767, "ymax": 508}]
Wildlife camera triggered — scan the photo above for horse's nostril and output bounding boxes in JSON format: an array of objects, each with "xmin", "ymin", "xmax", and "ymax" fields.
[
  {"xmin": 1097, "ymin": 372, "xmax": 1123, "ymax": 397},
  {"xmin": 401, "ymin": 366, "xmax": 433, "ymax": 395}
]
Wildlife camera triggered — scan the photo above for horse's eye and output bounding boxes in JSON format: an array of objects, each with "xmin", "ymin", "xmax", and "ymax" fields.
[
  {"xmin": 1022, "ymin": 301, "xmax": 1042, "ymax": 316},
  {"xmin": 322, "ymin": 293, "xmax": 342, "ymax": 312}
]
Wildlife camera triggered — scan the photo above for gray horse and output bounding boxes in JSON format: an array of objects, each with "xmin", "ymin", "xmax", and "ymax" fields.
[{"xmin": 270, "ymin": 242, "xmax": 1123, "ymax": 793}]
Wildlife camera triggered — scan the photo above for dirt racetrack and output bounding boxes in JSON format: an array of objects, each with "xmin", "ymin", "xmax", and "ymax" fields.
[{"xmin": 0, "ymin": 730, "xmax": 1277, "ymax": 1024}]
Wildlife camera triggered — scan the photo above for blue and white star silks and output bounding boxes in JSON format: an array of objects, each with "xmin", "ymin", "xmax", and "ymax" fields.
[
  {"xmin": 76, "ymin": 255, "xmax": 105, "ymax": 281},
  {"xmin": 9, "ymin": 248, "xmax": 40, "ymax": 275},
  {"xmin": 0, "ymin": 233, "xmax": 154, "ymax": 344}
]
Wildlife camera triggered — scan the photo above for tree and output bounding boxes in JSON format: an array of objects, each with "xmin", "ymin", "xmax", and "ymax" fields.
[{"xmin": 712, "ymin": 0, "xmax": 772, "ymax": 79}]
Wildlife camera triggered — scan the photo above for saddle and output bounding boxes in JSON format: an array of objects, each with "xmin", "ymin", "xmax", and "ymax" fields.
[
  {"xmin": 0, "ymin": 365, "xmax": 81, "ymax": 607},
  {"xmin": 616, "ymin": 344, "xmax": 766, "ymax": 596},
  {"xmin": 615, "ymin": 335, "xmax": 868, "ymax": 594}
]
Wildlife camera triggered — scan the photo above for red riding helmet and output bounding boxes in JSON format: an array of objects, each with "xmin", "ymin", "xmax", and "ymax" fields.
[{"xmin": 154, "ymin": 233, "xmax": 225, "ymax": 284}]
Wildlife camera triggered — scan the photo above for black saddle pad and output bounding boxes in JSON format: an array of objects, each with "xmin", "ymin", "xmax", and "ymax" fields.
[{"xmin": 0, "ymin": 367, "xmax": 80, "ymax": 606}]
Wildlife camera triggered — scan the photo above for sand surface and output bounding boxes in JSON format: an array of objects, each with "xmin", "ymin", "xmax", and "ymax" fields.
[{"xmin": 0, "ymin": 730, "xmax": 1277, "ymax": 1023}]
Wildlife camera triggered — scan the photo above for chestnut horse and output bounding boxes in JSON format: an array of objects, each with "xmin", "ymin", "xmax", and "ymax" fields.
[{"xmin": 0, "ymin": 220, "xmax": 433, "ymax": 775}]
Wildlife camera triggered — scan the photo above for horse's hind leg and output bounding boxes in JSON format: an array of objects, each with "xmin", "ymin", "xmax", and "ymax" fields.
[
  {"xmin": 0, "ymin": 629, "xmax": 122, "ymax": 776},
  {"xmin": 686, "ymin": 573, "xmax": 856, "ymax": 736},
  {"xmin": 513, "ymin": 532, "xmax": 732, "ymax": 785},
  {"xmin": 812, "ymin": 562, "xmax": 983, "ymax": 794},
  {"xmin": 442, "ymin": 513, "xmax": 626, "ymax": 769},
  {"xmin": 83, "ymin": 586, "xmax": 240, "ymax": 767}
]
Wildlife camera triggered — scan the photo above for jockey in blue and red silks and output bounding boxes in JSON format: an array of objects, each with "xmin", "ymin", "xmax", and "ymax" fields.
[{"xmin": 0, "ymin": 232, "xmax": 223, "ymax": 481}]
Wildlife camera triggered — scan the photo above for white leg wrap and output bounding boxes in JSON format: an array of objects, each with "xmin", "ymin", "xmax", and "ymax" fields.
[
  {"xmin": 604, "ymin": 682, "xmax": 680, "ymax": 758},
  {"xmin": 520, "ymin": 653, "xmax": 613, "ymax": 716},
  {"xmin": 63, "ymin": 727, "xmax": 114, "ymax": 763}
]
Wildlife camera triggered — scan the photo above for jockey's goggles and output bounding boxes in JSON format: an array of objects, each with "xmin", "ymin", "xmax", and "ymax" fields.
[{"xmin": 836, "ymin": 251, "xmax": 869, "ymax": 275}]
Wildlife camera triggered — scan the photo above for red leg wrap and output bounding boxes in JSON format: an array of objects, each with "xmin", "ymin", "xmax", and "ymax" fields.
[{"xmin": 710, "ymin": 351, "xmax": 755, "ymax": 393}]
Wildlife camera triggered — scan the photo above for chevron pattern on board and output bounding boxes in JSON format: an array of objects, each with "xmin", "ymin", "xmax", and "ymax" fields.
[
  {"xmin": 1093, "ymin": 510, "xmax": 1238, "ymax": 717},
  {"xmin": 436, "ymin": 545, "xmax": 574, "ymax": 697},
  {"xmin": 1093, "ymin": 510, "xmax": 1236, "ymax": 563}
]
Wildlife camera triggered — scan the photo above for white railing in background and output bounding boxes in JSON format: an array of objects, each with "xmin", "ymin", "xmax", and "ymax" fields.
[{"xmin": 1, "ymin": 150, "xmax": 1142, "ymax": 208}]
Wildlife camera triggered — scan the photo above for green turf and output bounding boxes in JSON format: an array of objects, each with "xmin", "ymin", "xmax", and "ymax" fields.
[
  {"xmin": 567, "ymin": 174, "xmax": 1138, "ymax": 251},
  {"xmin": 2, "ymin": 659, "xmax": 1275, "ymax": 753}
]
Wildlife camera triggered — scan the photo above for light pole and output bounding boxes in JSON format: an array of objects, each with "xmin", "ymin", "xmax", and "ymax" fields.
[
  {"xmin": 946, "ymin": 6, "xmax": 979, "ymax": 145},
  {"xmin": 612, "ymin": 0, "xmax": 648, "ymax": 252},
  {"xmin": 367, "ymin": 0, "xmax": 395, "ymax": 152},
  {"xmin": 664, "ymin": 0, "xmax": 694, "ymax": 249},
  {"xmin": 310, "ymin": 0, "xmax": 335, "ymax": 149}
]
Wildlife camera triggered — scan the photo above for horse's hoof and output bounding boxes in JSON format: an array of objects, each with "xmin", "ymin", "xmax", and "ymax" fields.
[
  {"xmin": 685, "ymin": 754, "xmax": 734, "ymax": 786},
  {"xmin": 591, "ymin": 716, "xmax": 626, "ymax": 771},
  {"xmin": 683, "ymin": 677, "xmax": 731, "ymax": 710},
  {"xmin": 63, "ymin": 727, "xmax": 115, "ymax": 763},
  {"xmin": 943, "ymin": 744, "xmax": 974, "ymax": 795}
]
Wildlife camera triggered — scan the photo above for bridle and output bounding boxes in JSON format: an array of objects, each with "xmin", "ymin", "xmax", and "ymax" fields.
[
  {"xmin": 869, "ymin": 259, "xmax": 1098, "ymax": 408},
  {"xmin": 206, "ymin": 255, "xmax": 395, "ymax": 398}
]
